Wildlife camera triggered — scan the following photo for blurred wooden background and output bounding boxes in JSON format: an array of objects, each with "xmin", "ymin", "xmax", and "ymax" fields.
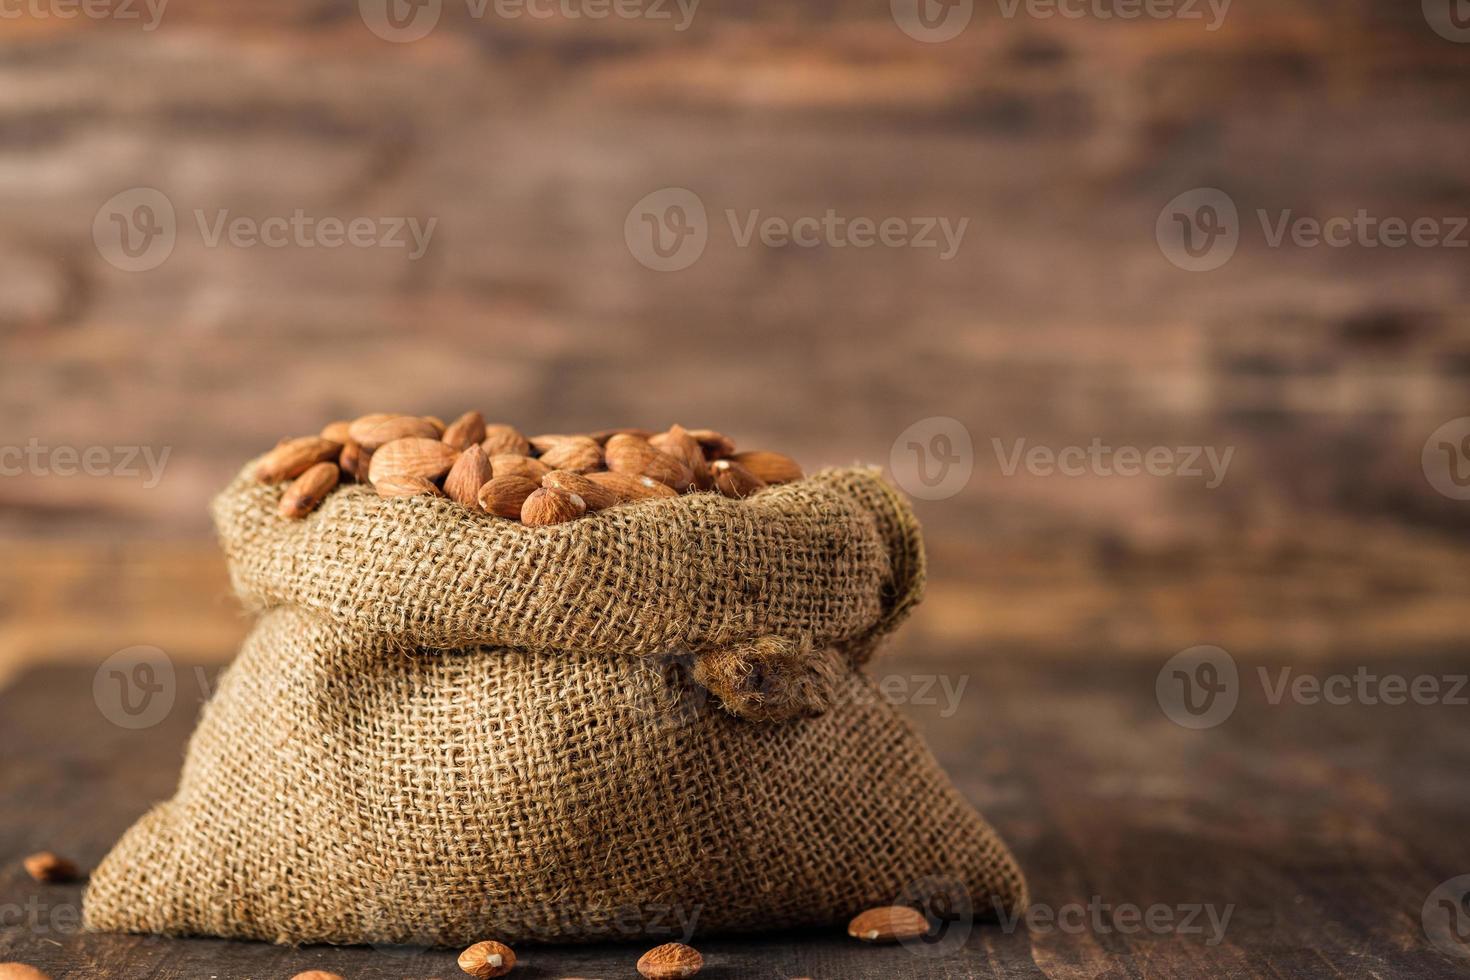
[{"xmin": 2, "ymin": 0, "xmax": 1469, "ymax": 681}]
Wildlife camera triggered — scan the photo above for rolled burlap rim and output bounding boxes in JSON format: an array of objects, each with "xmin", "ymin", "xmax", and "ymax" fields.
[{"xmin": 213, "ymin": 464, "xmax": 924, "ymax": 722}]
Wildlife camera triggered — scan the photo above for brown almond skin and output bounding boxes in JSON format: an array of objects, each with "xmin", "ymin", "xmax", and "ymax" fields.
[
  {"xmin": 339, "ymin": 439, "xmax": 372, "ymax": 483},
  {"xmin": 444, "ymin": 445, "xmax": 492, "ymax": 508},
  {"xmin": 350, "ymin": 413, "xmax": 441, "ymax": 450},
  {"xmin": 587, "ymin": 427, "xmax": 655, "ymax": 445},
  {"xmin": 586, "ymin": 470, "xmax": 677, "ymax": 502},
  {"xmin": 651, "ymin": 424, "xmax": 711, "ymax": 490},
  {"xmin": 278, "ymin": 462, "xmax": 341, "ymax": 519},
  {"xmin": 710, "ymin": 459, "xmax": 766, "ymax": 499},
  {"xmin": 542, "ymin": 470, "xmax": 619, "ymax": 511},
  {"xmin": 457, "ymin": 939, "xmax": 516, "ymax": 978},
  {"xmin": 528, "ymin": 433, "xmax": 575, "ymax": 455},
  {"xmin": 255, "ymin": 437, "xmax": 342, "ymax": 484},
  {"xmin": 685, "ymin": 428, "xmax": 736, "ymax": 459},
  {"xmin": 374, "ymin": 475, "xmax": 443, "ymax": 499},
  {"xmin": 521, "ymin": 486, "xmax": 586, "ymax": 526},
  {"xmin": 729, "ymin": 450, "xmax": 803, "ymax": 484},
  {"xmin": 481, "ymin": 424, "xmax": 532, "ymax": 457},
  {"xmin": 490, "ymin": 454, "xmax": 551, "ymax": 482},
  {"xmin": 22, "ymin": 852, "xmax": 79, "ymax": 883},
  {"xmin": 637, "ymin": 942, "xmax": 703, "ymax": 979},
  {"xmin": 478, "ymin": 475, "xmax": 541, "ymax": 519},
  {"xmin": 442, "ymin": 410, "xmax": 488, "ymax": 451},
  {"xmin": 847, "ymin": 905, "xmax": 930, "ymax": 943},
  {"xmin": 0, "ymin": 964, "xmax": 54, "ymax": 980},
  {"xmin": 290, "ymin": 972, "xmax": 346, "ymax": 980},
  {"xmin": 537, "ymin": 436, "xmax": 603, "ymax": 474},
  {"xmin": 319, "ymin": 420, "xmax": 353, "ymax": 443},
  {"xmin": 605, "ymin": 434, "xmax": 693, "ymax": 492},
  {"xmin": 368, "ymin": 437, "xmax": 460, "ymax": 484}
]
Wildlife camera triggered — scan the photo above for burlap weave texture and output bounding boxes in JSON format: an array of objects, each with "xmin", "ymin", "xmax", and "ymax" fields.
[{"xmin": 84, "ymin": 465, "xmax": 1026, "ymax": 945}]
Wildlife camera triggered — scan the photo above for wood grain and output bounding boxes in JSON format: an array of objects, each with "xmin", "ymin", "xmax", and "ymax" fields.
[{"xmin": 2, "ymin": 653, "xmax": 1467, "ymax": 978}]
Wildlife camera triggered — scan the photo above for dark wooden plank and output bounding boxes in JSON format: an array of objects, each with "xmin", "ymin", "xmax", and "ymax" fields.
[{"xmin": 3, "ymin": 654, "xmax": 1469, "ymax": 978}]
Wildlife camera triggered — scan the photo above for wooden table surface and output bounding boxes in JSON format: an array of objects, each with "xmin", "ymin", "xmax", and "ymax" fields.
[{"xmin": 2, "ymin": 651, "xmax": 1468, "ymax": 979}]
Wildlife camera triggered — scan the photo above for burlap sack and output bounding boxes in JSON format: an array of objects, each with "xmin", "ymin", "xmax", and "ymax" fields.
[{"xmin": 84, "ymin": 464, "xmax": 1026, "ymax": 946}]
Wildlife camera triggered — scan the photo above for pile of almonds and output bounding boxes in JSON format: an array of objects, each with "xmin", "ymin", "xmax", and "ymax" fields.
[{"xmin": 254, "ymin": 413, "xmax": 805, "ymax": 526}]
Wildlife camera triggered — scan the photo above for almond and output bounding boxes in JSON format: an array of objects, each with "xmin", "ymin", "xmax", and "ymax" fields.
[
  {"xmin": 0, "ymin": 965, "xmax": 53, "ymax": 980},
  {"xmin": 478, "ymin": 475, "xmax": 541, "ymax": 519},
  {"xmin": 847, "ymin": 905, "xmax": 930, "ymax": 943},
  {"xmin": 586, "ymin": 470, "xmax": 677, "ymax": 502},
  {"xmin": 22, "ymin": 851, "xmax": 79, "ymax": 883},
  {"xmin": 605, "ymin": 434, "xmax": 693, "ymax": 492},
  {"xmin": 290, "ymin": 973, "xmax": 346, "ymax": 980},
  {"xmin": 374, "ymin": 475, "xmax": 444, "ymax": 499},
  {"xmin": 339, "ymin": 439, "xmax": 372, "ymax": 483},
  {"xmin": 710, "ymin": 459, "xmax": 765, "ymax": 499},
  {"xmin": 350, "ymin": 413, "xmax": 440, "ymax": 451},
  {"xmin": 537, "ymin": 436, "xmax": 603, "ymax": 474},
  {"xmin": 587, "ymin": 427, "xmax": 655, "ymax": 445},
  {"xmin": 650, "ymin": 424, "xmax": 711, "ymax": 490},
  {"xmin": 521, "ymin": 486, "xmax": 586, "ymax": 526},
  {"xmin": 730, "ymin": 450, "xmax": 803, "ymax": 484},
  {"xmin": 528, "ymin": 433, "xmax": 575, "ymax": 455},
  {"xmin": 490, "ymin": 454, "xmax": 550, "ymax": 482},
  {"xmin": 368, "ymin": 437, "xmax": 460, "ymax": 484},
  {"xmin": 686, "ymin": 428, "xmax": 736, "ymax": 459},
  {"xmin": 255, "ymin": 437, "xmax": 342, "ymax": 484},
  {"xmin": 319, "ymin": 420, "xmax": 353, "ymax": 443},
  {"xmin": 442, "ymin": 410, "xmax": 488, "ymax": 451},
  {"xmin": 542, "ymin": 470, "xmax": 620, "ymax": 511},
  {"xmin": 636, "ymin": 942, "xmax": 703, "ymax": 979},
  {"xmin": 424, "ymin": 415, "xmax": 447, "ymax": 435},
  {"xmin": 444, "ymin": 445, "xmax": 492, "ymax": 508},
  {"xmin": 457, "ymin": 939, "xmax": 516, "ymax": 978},
  {"xmin": 278, "ymin": 462, "xmax": 341, "ymax": 519},
  {"xmin": 481, "ymin": 424, "xmax": 532, "ymax": 457}
]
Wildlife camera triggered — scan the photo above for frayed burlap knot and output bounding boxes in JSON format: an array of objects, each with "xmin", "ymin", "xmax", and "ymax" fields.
[{"xmin": 84, "ymin": 465, "xmax": 1025, "ymax": 945}]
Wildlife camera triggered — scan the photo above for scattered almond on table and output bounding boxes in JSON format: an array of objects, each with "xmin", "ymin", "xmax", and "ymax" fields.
[
  {"xmin": 254, "ymin": 414, "xmax": 804, "ymax": 525},
  {"xmin": 636, "ymin": 942, "xmax": 703, "ymax": 979},
  {"xmin": 0, "ymin": 966, "xmax": 51, "ymax": 980},
  {"xmin": 458, "ymin": 938, "xmax": 516, "ymax": 977},
  {"xmin": 22, "ymin": 851, "xmax": 79, "ymax": 883},
  {"xmin": 290, "ymin": 972, "xmax": 345, "ymax": 980},
  {"xmin": 846, "ymin": 905, "xmax": 931, "ymax": 942}
]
